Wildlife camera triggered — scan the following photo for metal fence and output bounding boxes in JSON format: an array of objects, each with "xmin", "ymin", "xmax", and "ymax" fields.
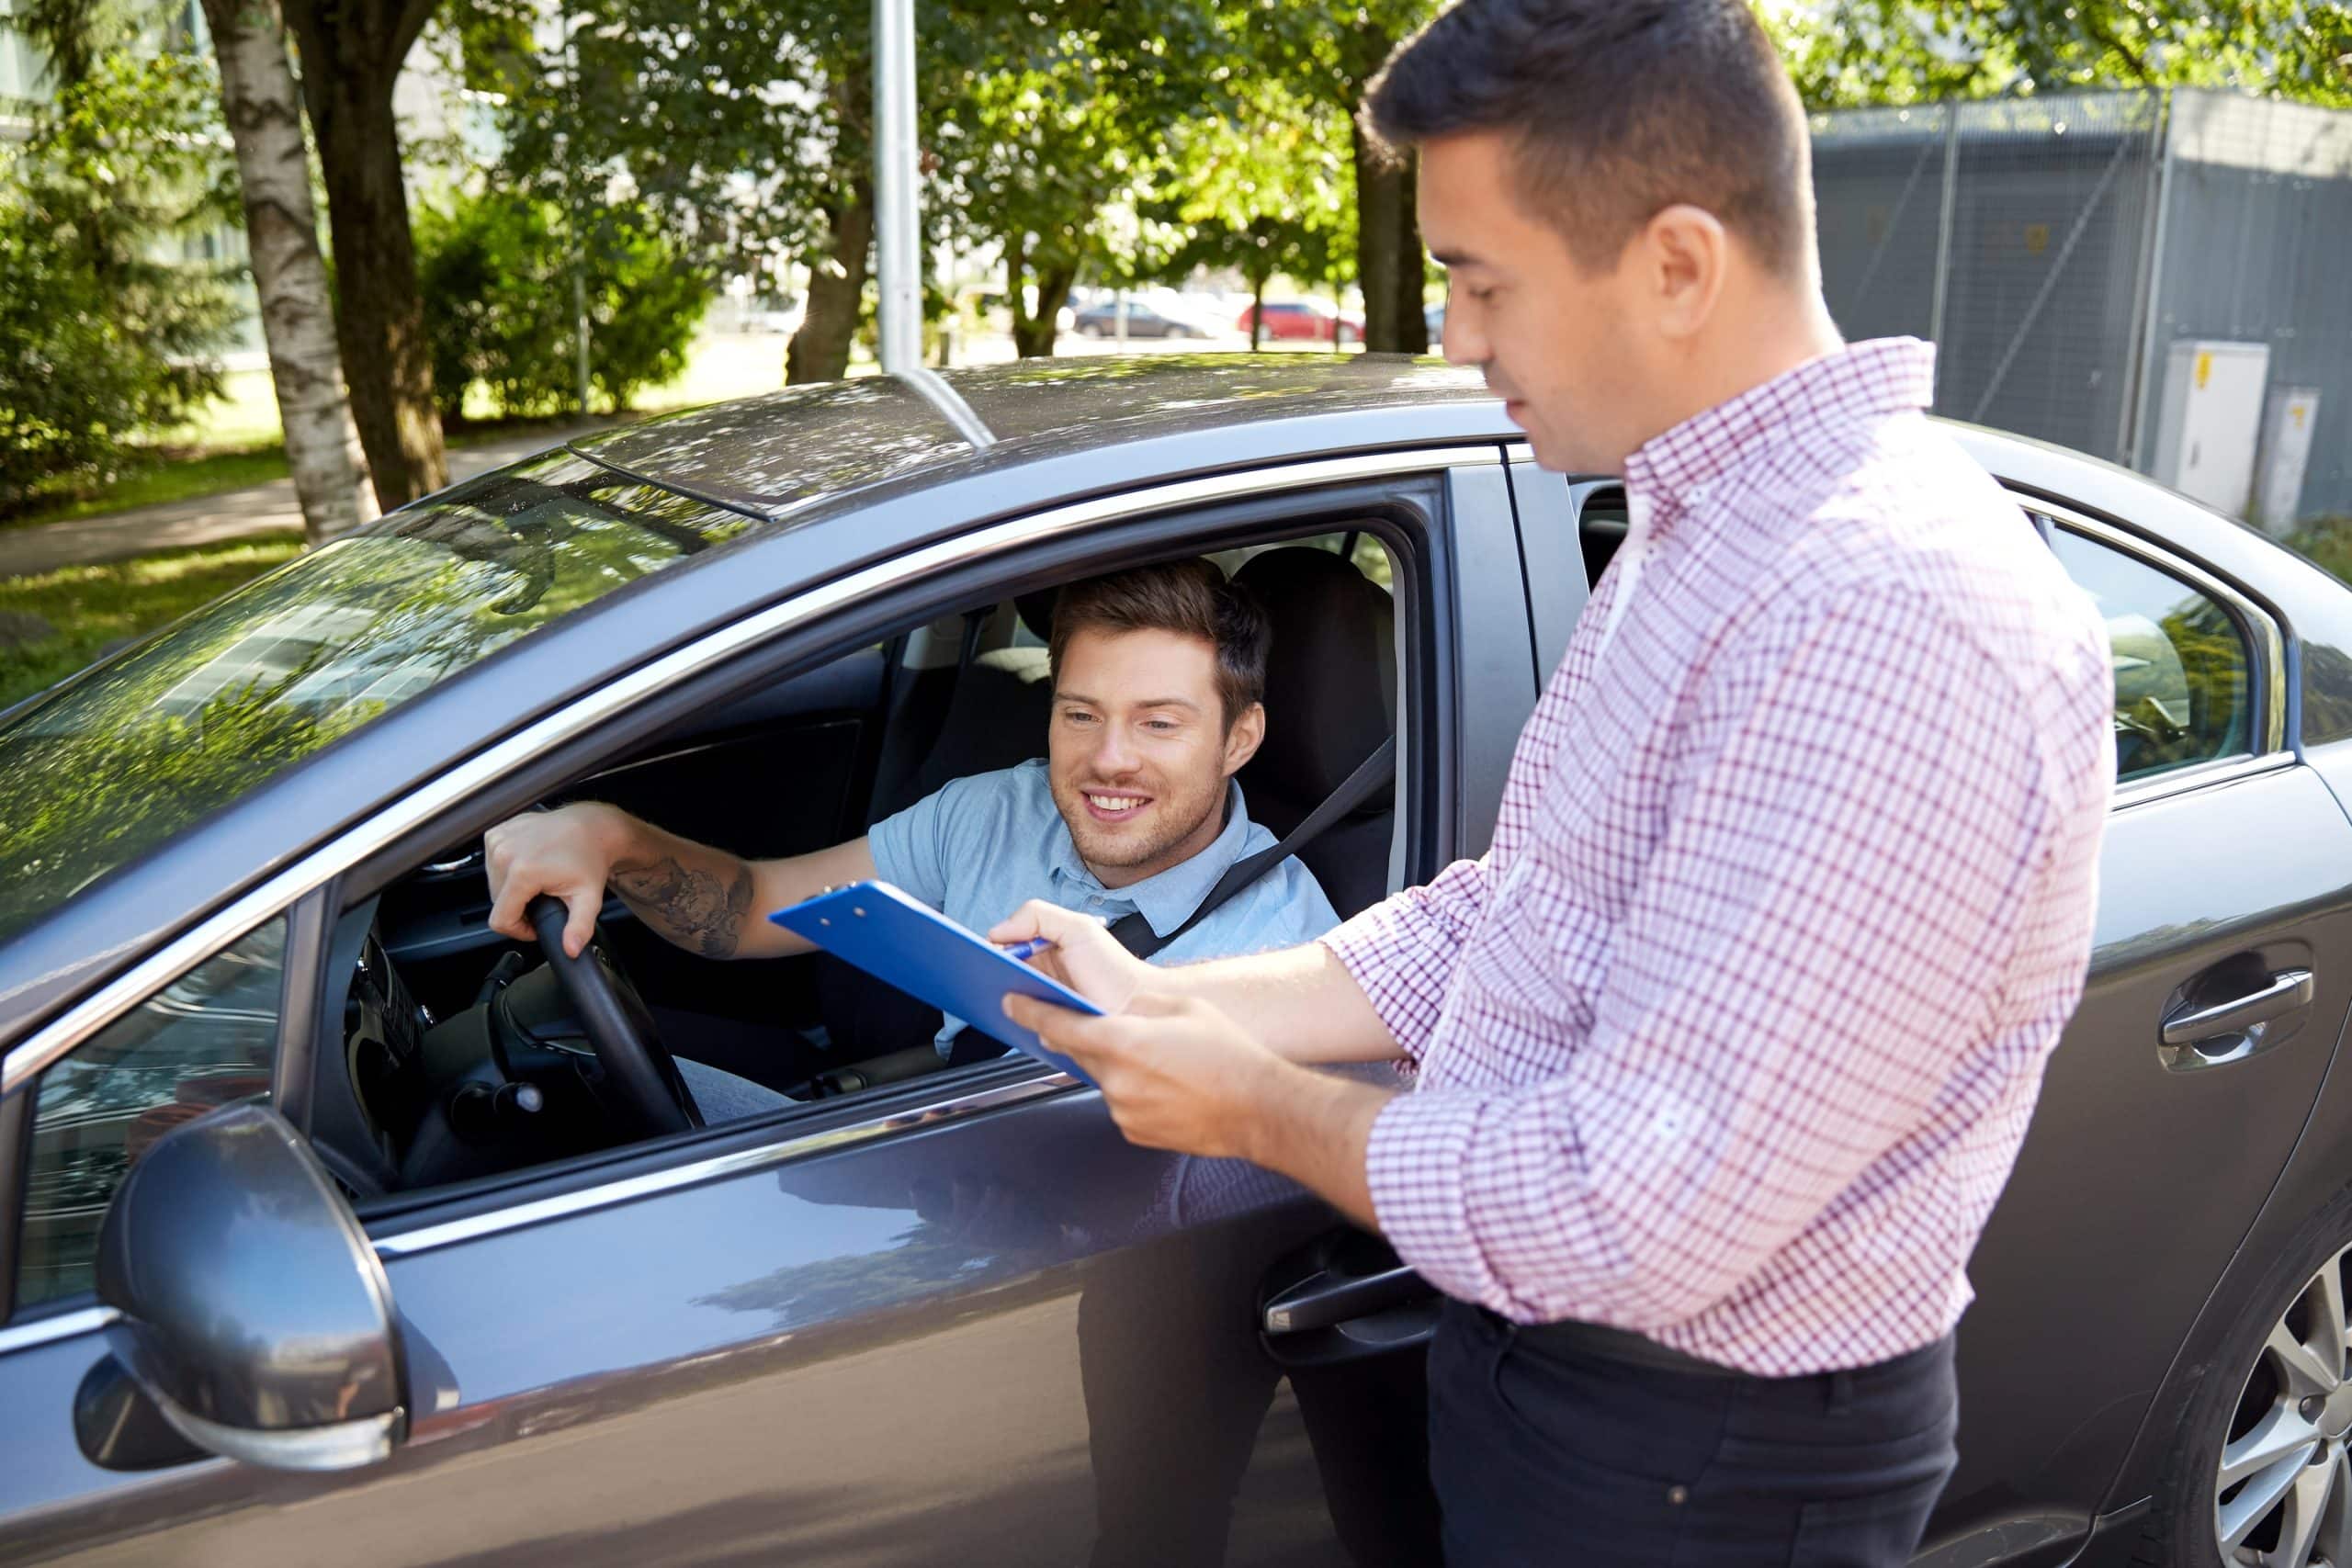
[{"xmin": 1813, "ymin": 88, "xmax": 2352, "ymax": 529}]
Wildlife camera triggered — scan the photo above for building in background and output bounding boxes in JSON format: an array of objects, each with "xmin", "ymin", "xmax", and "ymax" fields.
[{"xmin": 1813, "ymin": 88, "xmax": 2352, "ymax": 534}]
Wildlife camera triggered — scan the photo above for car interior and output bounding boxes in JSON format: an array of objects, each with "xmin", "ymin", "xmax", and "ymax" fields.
[{"xmin": 302, "ymin": 527, "xmax": 1408, "ymax": 1204}]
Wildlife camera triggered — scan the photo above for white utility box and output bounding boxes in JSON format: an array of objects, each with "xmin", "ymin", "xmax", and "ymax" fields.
[
  {"xmin": 2253, "ymin": 387, "xmax": 2323, "ymax": 538},
  {"xmin": 2150, "ymin": 340, "xmax": 2272, "ymax": 517}
]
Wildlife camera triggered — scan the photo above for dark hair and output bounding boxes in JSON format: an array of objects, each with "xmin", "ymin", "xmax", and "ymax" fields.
[
  {"xmin": 1048, "ymin": 558, "xmax": 1271, "ymax": 730},
  {"xmin": 1363, "ymin": 0, "xmax": 1812, "ymax": 277}
]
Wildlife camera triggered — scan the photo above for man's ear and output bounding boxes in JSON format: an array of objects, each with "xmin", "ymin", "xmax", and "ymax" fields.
[
  {"xmin": 1223, "ymin": 702, "xmax": 1266, "ymax": 776},
  {"xmin": 1636, "ymin": 203, "xmax": 1728, "ymax": 342}
]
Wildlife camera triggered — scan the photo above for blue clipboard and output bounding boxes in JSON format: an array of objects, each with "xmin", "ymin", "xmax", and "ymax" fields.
[{"xmin": 766, "ymin": 881, "xmax": 1102, "ymax": 1084}]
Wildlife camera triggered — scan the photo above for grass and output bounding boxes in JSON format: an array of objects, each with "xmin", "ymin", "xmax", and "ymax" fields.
[
  {"xmin": 3, "ymin": 446, "xmax": 294, "ymax": 533},
  {"xmin": 0, "ymin": 534, "xmax": 304, "ymax": 713}
]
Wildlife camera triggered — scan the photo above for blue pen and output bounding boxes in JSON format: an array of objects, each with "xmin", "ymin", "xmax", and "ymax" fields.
[{"xmin": 1001, "ymin": 937, "xmax": 1055, "ymax": 962}]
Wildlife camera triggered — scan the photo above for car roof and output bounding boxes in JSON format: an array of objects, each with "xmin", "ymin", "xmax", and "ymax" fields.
[{"xmin": 570, "ymin": 353, "xmax": 1494, "ymax": 516}]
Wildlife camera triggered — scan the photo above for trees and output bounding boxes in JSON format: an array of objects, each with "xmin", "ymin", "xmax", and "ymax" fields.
[
  {"xmin": 0, "ymin": 42, "xmax": 235, "ymax": 513},
  {"xmin": 198, "ymin": 0, "xmax": 377, "ymax": 544},
  {"xmin": 1249, "ymin": 0, "xmax": 1435, "ymax": 355},
  {"xmin": 280, "ymin": 0, "xmax": 449, "ymax": 507},
  {"xmin": 1149, "ymin": 76, "xmax": 1350, "ymax": 348},
  {"xmin": 415, "ymin": 191, "xmax": 710, "ymax": 421},
  {"xmin": 1775, "ymin": 1, "xmax": 2352, "ymax": 108},
  {"xmin": 930, "ymin": 0, "xmax": 1244, "ymax": 359}
]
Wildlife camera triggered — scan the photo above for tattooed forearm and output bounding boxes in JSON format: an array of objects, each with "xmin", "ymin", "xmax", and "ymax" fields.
[{"xmin": 611, "ymin": 854, "xmax": 755, "ymax": 959}]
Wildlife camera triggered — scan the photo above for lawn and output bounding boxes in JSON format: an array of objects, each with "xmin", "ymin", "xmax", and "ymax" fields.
[{"xmin": 0, "ymin": 535, "xmax": 304, "ymax": 713}]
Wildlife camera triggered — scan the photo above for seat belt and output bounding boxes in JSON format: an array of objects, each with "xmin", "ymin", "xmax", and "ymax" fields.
[{"xmin": 1109, "ymin": 733, "xmax": 1397, "ymax": 961}]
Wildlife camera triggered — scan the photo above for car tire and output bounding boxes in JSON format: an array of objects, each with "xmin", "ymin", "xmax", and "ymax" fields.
[{"xmin": 2139, "ymin": 1180, "xmax": 2352, "ymax": 1567}]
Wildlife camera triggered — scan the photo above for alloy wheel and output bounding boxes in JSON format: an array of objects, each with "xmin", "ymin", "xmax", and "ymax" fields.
[{"xmin": 2218, "ymin": 1246, "xmax": 2352, "ymax": 1564}]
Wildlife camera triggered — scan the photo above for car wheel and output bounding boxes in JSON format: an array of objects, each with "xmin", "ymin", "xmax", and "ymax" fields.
[{"xmin": 2143, "ymin": 1183, "xmax": 2352, "ymax": 1566}]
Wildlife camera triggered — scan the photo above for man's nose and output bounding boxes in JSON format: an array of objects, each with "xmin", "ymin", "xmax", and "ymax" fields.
[
  {"xmin": 1442, "ymin": 302, "xmax": 1483, "ymax": 369},
  {"xmin": 1091, "ymin": 724, "xmax": 1140, "ymax": 775}
]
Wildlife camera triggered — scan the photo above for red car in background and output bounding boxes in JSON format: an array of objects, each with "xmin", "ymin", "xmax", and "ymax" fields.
[{"xmin": 1236, "ymin": 299, "xmax": 1363, "ymax": 343}]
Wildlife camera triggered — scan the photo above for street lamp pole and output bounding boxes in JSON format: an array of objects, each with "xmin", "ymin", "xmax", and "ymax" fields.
[{"xmin": 873, "ymin": 0, "xmax": 921, "ymax": 376}]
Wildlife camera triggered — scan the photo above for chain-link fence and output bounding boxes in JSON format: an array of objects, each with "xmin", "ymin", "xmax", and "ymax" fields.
[{"xmin": 1813, "ymin": 89, "xmax": 2352, "ymax": 529}]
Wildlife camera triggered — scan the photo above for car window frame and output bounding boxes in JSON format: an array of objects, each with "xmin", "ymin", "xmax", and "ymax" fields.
[
  {"xmin": 0, "ymin": 886, "xmax": 331, "ymax": 1326},
  {"xmin": 2033, "ymin": 497, "xmax": 2291, "ymax": 811},
  {"xmin": 0, "ymin": 444, "xmax": 1508, "ymax": 1335}
]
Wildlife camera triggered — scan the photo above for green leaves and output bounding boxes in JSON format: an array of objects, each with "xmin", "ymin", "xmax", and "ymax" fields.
[
  {"xmin": 0, "ymin": 46, "xmax": 236, "ymax": 511},
  {"xmin": 1774, "ymin": 0, "xmax": 2352, "ymax": 109}
]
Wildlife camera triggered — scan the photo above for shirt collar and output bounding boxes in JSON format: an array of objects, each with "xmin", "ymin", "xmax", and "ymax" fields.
[
  {"xmin": 1051, "ymin": 779, "xmax": 1258, "ymax": 938},
  {"xmin": 1622, "ymin": 337, "xmax": 1938, "ymax": 516}
]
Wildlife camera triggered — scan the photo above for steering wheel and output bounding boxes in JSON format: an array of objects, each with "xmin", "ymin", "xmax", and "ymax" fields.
[{"xmin": 524, "ymin": 895, "xmax": 702, "ymax": 1136}]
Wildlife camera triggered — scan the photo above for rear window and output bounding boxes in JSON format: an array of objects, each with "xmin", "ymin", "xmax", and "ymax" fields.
[{"xmin": 0, "ymin": 452, "xmax": 746, "ymax": 944}]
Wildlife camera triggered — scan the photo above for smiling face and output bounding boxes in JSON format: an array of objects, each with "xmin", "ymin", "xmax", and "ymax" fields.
[{"xmin": 1046, "ymin": 626, "xmax": 1266, "ymax": 887}]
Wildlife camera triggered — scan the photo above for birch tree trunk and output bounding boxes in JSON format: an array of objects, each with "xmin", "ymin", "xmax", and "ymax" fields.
[{"xmin": 200, "ymin": 0, "xmax": 378, "ymax": 545}]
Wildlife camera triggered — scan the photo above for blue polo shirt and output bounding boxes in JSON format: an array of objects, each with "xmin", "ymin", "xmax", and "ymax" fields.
[{"xmin": 867, "ymin": 759, "xmax": 1341, "ymax": 1054}]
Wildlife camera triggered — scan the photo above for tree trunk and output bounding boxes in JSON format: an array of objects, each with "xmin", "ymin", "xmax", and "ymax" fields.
[
  {"xmin": 1008, "ymin": 242, "xmax": 1076, "ymax": 359},
  {"xmin": 786, "ymin": 175, "xmax": 874, "ymax": 385},
  {"xmin": 285, "ymin": 0, "xmax": 447, "ymax": 509},
  {"xmin": 201, "ymin": 0, "xmax": 376, "ymax": 546},
  {"xmin": 1249, "ymin": 269, "xmax": 1266, "ymax": 350},
  {"xmin": 1351, "ymin": 122, "xmax": 1429, "ymax": 355}
]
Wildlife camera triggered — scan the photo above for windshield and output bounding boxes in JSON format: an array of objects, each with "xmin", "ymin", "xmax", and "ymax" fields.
[{"xmin": 0, "ymin": 451, "xmax": 748, "ymax": 944}]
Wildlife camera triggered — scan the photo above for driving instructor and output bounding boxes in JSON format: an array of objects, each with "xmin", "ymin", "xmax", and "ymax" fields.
[{"xmin": 996, "ymin": 2, "xmax": 2116, "ymax": 1562}]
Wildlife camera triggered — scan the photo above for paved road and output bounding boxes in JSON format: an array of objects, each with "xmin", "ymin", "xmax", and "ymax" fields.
[{"xmin": 0, "ymin": 423, "xmax": 609, "ymax": 580}]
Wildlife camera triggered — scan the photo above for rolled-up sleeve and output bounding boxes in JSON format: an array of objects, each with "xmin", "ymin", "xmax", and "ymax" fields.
[
  {"xmin": 1321, "ymin": 855, "xmax": 1492, "ymax": 1061},
  {"xmin": 1365, "ymin": 592, "xmax": 2058, "ymax": 1327}
]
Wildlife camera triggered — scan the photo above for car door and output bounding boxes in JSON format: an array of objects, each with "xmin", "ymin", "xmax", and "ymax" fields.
[
  {"xmin": 0, "ymin": 446, "xmax": 1531, "ymax": 1568},
  {"xmin": 1510, "ymin": 456, "xmax": 2352, "ymax": 1564},
  {"xmin": 1923, "ymin": 505, "xmax": 2352, "ymax": 1561}
]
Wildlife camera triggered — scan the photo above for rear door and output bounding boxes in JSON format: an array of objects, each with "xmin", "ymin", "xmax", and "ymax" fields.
[{"xmin": 0, "ymin": 446, "xmax": 1530, "ymax": 1567}]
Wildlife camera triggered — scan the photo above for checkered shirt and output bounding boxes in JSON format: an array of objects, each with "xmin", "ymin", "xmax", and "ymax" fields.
[{"xmin": 1325, "ymin": 338, "xmax": 2116, "ymax": 1375}]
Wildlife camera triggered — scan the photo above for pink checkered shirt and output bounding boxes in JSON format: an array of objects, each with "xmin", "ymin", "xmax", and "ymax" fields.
[{"xmin": 1327, "ymin": 338, "xmax": 2116, "ymax": 1376}]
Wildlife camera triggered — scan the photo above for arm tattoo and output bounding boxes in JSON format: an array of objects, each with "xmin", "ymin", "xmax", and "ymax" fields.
[{"xmin": 612, "ymin": 854, "xmax": 754, "ymax": 959}]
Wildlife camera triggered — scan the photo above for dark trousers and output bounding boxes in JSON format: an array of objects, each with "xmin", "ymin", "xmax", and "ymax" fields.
[{"xmin": 1429, "ymin": 1301, "xmax": 1959, "ymax": 1567}]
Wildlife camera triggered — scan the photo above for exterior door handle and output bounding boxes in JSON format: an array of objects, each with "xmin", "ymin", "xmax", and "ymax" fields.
[
  {"xmin": 2161, "ymin": 970, "xmax": 2314, "ymax": 1048},
  {"xmin": 1263, "ymin": 1264, "xmax": 1430, "ymax": 1337},
  {"xmin": 1260, "ymin": 1229, "xmax": 1441, "ymax": 1368}
]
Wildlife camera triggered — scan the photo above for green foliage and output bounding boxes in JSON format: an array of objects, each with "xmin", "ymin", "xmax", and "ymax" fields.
[
  {"xmin": 413, "ymin": 190, "xmax": 710, "ymax": 421},
  {"xmin": 1773, "ymin": 1, "xmax": 2352, "ymax": 109},
  {"xmin": 0, "ymin": 49, "xmax": 236, "ymax": 513}
]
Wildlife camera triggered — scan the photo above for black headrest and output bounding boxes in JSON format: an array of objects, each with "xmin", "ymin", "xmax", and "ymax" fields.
[
  {"xmin": 1234, "ymin": 546, "xmax": 1396, "ymax": 806},
  {"xmin": 1015, "ymin": 589, "xmax": 1057, "ymax": 643}
]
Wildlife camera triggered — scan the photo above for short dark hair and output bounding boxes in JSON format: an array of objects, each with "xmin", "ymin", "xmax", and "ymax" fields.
[
  {"xmin": 1363, "ymin": 0, "xmax": 1812, "ymax": 277},
  {"xmin": 1048, "ymin": 558, "xmax": 1271, "ymax": 730}
]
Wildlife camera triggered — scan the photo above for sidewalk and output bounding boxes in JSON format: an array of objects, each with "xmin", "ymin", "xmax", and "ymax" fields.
[{"xmin": 0, "ymin": 423, "xmax": 609, "ymax": 580}]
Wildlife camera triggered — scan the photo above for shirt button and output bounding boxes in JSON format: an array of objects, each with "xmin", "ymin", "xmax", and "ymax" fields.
[{"xmin": 1665, "ymin": 1484, "xmax": 1689, "ymax": 1507}]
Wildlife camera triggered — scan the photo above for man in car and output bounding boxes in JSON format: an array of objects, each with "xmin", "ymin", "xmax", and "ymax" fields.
[
  {"xmin": 481, "ymin": 557, "xmax": 1340, "ymax": 1117},
  {"xmin": 995, "ymin": 2, "xmax": 2116, "ymax": 1563}
]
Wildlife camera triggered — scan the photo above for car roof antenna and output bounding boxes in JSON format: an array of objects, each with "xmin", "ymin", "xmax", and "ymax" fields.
[{"xmin": 872, "ymin": 0, "xmax": 997, "ymax": 449}]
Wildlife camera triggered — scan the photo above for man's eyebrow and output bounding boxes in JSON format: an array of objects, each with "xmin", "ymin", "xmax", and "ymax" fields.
[
  {"xmin": 1054, "ymin": 689, "xmax": 1200, "ymax": 712},
  {"xmin": 1429, "ymin": 246, "xmax": 1488, "ymax": 269}
]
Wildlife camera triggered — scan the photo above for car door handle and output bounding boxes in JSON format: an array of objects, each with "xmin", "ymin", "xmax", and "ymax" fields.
[
  {"xmin": 1263, "ymin": 1264, "xmax": 1430, "ymax": 1337},
  {"xmin": 2161, "ymin": 969, "xmax": 2314, "ymax": 1048}
]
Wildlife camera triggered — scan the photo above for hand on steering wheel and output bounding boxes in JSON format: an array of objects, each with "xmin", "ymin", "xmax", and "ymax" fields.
[{"xmin": 523, "ymin": 894, "xmax": 702, "ymax": 1136}]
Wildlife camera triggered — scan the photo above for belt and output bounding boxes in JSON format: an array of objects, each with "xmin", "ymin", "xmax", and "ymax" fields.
[{"xmin": 1495, "ymin": 1310, "xmax": 1747, "ymax": 1379}]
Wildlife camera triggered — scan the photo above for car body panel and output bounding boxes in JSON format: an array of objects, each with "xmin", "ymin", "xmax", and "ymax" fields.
[{"xmin": 11, "ymin": 359, "xmax": 2352, "ymax": 1564}]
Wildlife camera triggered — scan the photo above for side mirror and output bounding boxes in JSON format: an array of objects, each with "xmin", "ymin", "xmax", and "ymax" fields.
[{"xmin": 90, "ymin": 1102, "xmax": 407, "ymax": 1472}]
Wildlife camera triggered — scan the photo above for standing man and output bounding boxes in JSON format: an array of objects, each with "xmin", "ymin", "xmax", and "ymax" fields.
[{"xmin": 994, "ymin": 1, "xmax": 2117, "ymax": 1562}]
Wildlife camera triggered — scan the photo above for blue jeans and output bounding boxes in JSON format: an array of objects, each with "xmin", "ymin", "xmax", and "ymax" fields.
[
  {"xmin": 1428, "ymin": 1301, "xmax": 1957, "ymax": 1567},
  {"xmin": 674, "ymin": 1055, "xmax": 793, "ymax": 1121}
]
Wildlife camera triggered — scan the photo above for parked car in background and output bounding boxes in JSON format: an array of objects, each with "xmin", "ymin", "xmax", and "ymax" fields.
[
  {"xmin": 1237, "ymin": 299, "xmax": 1363, "ymax": 344},
  {"xmin": 1424, "ymin": 301, "xmax": 1445, "ymax": 344},
  {"xmin": 7, "ymin": 354, "xmax": 2352, "ymax": 1568},
  {"xmin": 1070, "ymin": 299, "xmax": 1212, "ymax": 339}
]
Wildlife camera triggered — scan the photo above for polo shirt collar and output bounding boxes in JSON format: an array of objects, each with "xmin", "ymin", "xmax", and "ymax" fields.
[
  {"xmin": 1622, "ymin": 337, "xmax": 1938, "ymax": 519},
  {"xmin": 1050, "ymin": 779, "xmax": 1257, "ymax": 938}
]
